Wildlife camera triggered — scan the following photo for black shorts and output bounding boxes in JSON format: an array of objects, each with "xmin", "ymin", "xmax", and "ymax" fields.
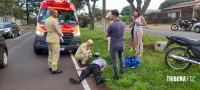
[{"xmin": 131, "ymin": 27, "xmax": 134, "ymax": 39}]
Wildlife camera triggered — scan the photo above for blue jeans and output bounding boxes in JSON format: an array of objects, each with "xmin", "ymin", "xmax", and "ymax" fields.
[{"xmin": 110, "ymin": 47, "xmax": 125, "ymax": 77}]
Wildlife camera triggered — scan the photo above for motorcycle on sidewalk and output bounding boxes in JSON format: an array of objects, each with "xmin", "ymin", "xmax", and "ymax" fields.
[
  {"xmin": 171, "ymin": 18, "xmax": 197, "ymax": 31},
  {"xmin": 164, "ymin": 36, "xmax": 200, "ymax": 71}
]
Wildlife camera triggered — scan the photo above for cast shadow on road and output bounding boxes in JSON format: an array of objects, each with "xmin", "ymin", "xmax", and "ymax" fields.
[
  {"xmin": 34, "ymin": 51, "xmax": 72, "ymax": 57},
  {"xmin": 3, "ymin": 35, "xmax": 21, "ymax": 40}
]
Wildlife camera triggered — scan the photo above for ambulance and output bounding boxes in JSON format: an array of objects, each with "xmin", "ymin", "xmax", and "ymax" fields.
[{"xmin": 34, "ymin": 0, "xmax": 80, "ymax": 54}]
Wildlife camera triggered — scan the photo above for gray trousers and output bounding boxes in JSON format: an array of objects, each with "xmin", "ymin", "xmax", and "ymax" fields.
[{"xmin": 110, "ymin": 47, "xmax": 125, "ymax": 77}]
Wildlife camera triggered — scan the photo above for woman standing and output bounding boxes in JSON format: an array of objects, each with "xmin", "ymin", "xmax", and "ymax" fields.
[
  {"xmin": 128, "ymin": 15, "xmax": 135, "ymax": 51},
  {"xmin": 133, "ymin": 9, "xmax": 147, "ymax": 57}
]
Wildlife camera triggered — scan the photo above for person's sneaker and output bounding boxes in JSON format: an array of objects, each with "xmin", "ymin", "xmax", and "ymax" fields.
[
  {"xmin": 135, "ymin": 52, "xmax": 139, "ymax": 55},
  {"xmin": 80, "ymin": 64, "xmax": 88, "ymax": 67},
  {"xmin": 130, "ymin": 48, "xmax": 133, "ymax": 51},
  {"xmin": 139, "ymin": 53, "xmax": 143, "ymax": 57},
  {"xmin": 49, "ymin": 68, "xmax": 52, "ymax": 71},
  {"xmin": 51, "ymin": 69, "xmax": 63, "ymax": 74},
  {"xmin": 69, "ymin": 78, "xmax": 81, "ymax": 84},
  {"xmin": 120, "ymin": 71, "xmax": 125, "ymax": 74},
  {"xmin": 114, "ymin": 76, "xmax": 119, "ymax": 80},
  {"xmin": 77, "ymin": 60, "xmax": 81, "ymax": 64},
  {"xmin": 96, "ymin": 78, "xmax": 106, "ymax": 85}
]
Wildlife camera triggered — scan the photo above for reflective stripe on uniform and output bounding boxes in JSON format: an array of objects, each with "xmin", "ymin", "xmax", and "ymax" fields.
[
  {"xmin": 46, "ymin": 38, "xmax": 60, "ymax": 43},
  {"xmin": 51, "ymin": 61, "xmax": 58, "ymax": 71},
  {"xmin": 54, "ymin": 43, "xmax": 60, "ymax": 48}
]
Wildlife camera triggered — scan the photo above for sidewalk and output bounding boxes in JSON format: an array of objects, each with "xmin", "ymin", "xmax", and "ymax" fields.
[
  {"xmin": 143, "ymin": 24, "xmax": 171, "ymax": 30},
  {"xmin": 97, "ymin": 23, "xmax": 172, "ymax": 30}
]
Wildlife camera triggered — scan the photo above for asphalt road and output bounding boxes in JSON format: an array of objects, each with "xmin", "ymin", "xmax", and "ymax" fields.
[
  {"xmin": 97, "ymin": 25, "xmax": 200, "ymax": 39},
  {"xmin": 0, "ymin": 28, "xmax": 104, "ymax": 90},
  {"xmin": 127, "ymin": 27, "xmax": 200, "ymax": 39}
]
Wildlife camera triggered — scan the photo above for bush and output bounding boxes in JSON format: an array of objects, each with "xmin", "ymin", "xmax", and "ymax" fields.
[
  {"xmin": 120, "ymin": 16, "xmax": 132, "ymax": 24},
  {"xmin": 78, "ymin": 14, "xmax": 90, "ymax": 28}
]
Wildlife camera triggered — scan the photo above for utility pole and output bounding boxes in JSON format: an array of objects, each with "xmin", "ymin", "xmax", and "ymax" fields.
[{"xmin": 102, "ymin": 0, "xmax": 106, "ymax": 32}]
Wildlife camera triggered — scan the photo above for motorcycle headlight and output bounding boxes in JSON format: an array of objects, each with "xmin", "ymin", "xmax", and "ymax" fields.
[{"xmin": 36, "ymin": 30, "xmax": 44, "ymax": 36}]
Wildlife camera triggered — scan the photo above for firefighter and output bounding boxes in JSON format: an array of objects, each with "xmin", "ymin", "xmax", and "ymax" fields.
[
  {"xmin": 45, "ymin": 9, "xmax": 63, "ymax": 74},
  {"xmin": 75, "ymin": 39, "xmax": 93, "ymax": 66}
]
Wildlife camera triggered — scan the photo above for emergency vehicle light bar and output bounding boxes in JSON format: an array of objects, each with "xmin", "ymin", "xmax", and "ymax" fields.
[{"xmin": 46, "ymin": 0, "xmax": 68, "ymax": 3}]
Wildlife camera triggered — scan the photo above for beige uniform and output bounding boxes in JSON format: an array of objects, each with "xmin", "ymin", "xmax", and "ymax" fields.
[
  {"xmin": 45, "ymin": 16, "xmax": 63, "ymax": 71},
  {"xmin": 75, "ymin": 43, "xmax": 90, "ymax": 64}
]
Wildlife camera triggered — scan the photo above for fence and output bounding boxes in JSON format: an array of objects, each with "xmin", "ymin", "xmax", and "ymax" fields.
[
  {"xmin": 0, "ymin": 16, "xmax": 27, "ymax": 25},
  {"xmin": 146, "ymin": 18, "xmax": 177, "ymax": 24}
]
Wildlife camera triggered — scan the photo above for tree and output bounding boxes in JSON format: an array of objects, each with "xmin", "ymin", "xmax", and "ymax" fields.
[
  {"xmin": 19, "ymin": 0, "xmax": 42, "ymax": 15},
  {"xmin": 0, "ymin": 0, "xmax": 24, "ymax": 19},
  {"xmin": 13, "ymin": 5, "xmax": 25, "ymax": 19},
  {"xmin": 121, "ymin": 6, "xmax": 132, "ymax": 16},
  {"xmin": 78, "ymin": 13, "xmax": 90, "ymax": 28},
  {"xmin": 127, "ymin": 0, "xmax": 151, "ymax": 15},
  {"xmin": 159, "ymin": 0, "xmax": 194, "ymax": 10},
  {"xmin": 19, "ymin": 0, "xmax": 43, "ymax": 25},
  {"xmin": 93, "ymin": 8, "xmax": 102, "ymax": 21},
  {"xmin": 71, "ymin": 0, "xmax": 85, "ymax": 11},
  {"xmin": 84, "ymin": 0, "xmax": 99, "ymax": 30}
]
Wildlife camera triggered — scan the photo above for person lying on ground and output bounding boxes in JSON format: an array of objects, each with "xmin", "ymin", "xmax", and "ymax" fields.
[{"xmin": 69, "ymin": 52, "xmax": 107, "ymax": 85}]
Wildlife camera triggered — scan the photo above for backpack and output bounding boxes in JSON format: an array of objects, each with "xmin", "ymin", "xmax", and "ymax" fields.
[{"xmin": 124, "ymin": 56, "xmax": 141, "ymax": 69}]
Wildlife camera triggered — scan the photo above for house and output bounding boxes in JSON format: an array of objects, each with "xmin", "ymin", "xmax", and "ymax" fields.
[
  {"xmin": 145, "ymin": 9, "xmax": 160, "ymax": 14},
  {"xmin": 161, "ymin": 0, "xmax": 200, "ymax": 20}
]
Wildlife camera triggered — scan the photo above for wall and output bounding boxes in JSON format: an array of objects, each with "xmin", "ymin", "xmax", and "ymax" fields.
[{"xmin": 0, "ymin": 16, "xmax": 27, "ymax": 25}]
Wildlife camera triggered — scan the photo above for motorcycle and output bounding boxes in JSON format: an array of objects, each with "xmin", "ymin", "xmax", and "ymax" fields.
[
  {"xmin": 171, "ymin": 18, "xmax": 196, "ymax": 31},
  {"xmin": 164, "ymin": 36, "xmax": 200, "ymax": 71},
  {"xmin": 190, "ymin": 18, "xmax": 198, "ymax": 26}
]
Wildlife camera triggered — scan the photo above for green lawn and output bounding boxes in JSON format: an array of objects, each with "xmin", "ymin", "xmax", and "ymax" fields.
[
  {"xmin": 80, "ymin": 27, "xmax": 200, "ymax": 90},
  {"xmin": 19, "ymin": 24, "xmax": 35, "ymax": 30}
]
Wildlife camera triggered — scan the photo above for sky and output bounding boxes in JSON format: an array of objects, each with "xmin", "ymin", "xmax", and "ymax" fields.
[{"xmin": 83, "ymin": 0, "xmax": 165, "ymax": 12}]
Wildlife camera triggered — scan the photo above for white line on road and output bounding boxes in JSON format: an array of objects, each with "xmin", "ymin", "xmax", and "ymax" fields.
[
  {"xmin": 15, "ymin": 31, "xmax": 32, "ymax": 40},
  {"xmin": 70, "ymin": 51, "xmax": 91, "ymax": 90}
]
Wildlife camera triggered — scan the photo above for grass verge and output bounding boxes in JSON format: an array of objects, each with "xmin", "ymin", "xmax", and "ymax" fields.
[
  {"xmin": 18, "ymin": 24, "xmax": 35, "ymax": 30},
  {"xmin": 145, "ymin": 24, "xmax": 171, "ymax": 30},
  {"xmin": 80, "ymin": 27, "xmax": 200, "ymax": 90}
]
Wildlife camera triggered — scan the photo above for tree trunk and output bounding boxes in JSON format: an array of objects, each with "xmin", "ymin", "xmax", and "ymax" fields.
[
  {"xmin": 141, "ymin": 0, "xmax": 151, "ymax": 15},
  {"xmin": 91, "ymin": 0, "xmax": 97, "ymax": 30},
  {"xmin": 127, "ymin": 0, "xmax": 151, "ymax": 15},
  {"xmin": 130, "ymin": 3, "xmax": 136, "ymax": 12},
  {"xmin": 127, "ymin": 0, "xmax": 135, "ymax": 12},
  {"xmin": 136, "ymin": 0, "xmax": 142, "ymax": 10},
  {"xmin": 85, "ymin": 0, "xmax": 95, "ymax": 30}
]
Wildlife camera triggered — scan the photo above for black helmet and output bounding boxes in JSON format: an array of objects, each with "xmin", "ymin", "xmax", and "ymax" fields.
[{"xmin": 93, "ymin": 52, "xmax": 100, "ymax": 58}]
